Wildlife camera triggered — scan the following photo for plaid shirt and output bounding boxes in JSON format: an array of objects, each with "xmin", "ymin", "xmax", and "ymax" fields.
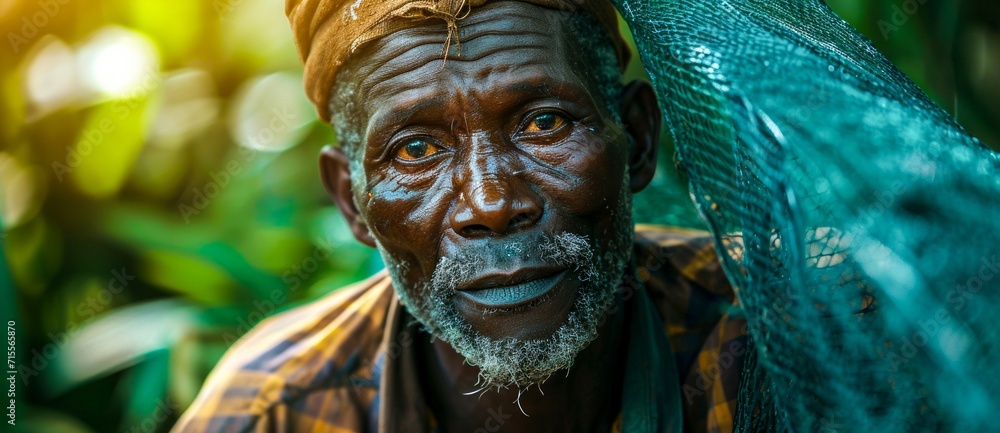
[{"xmin": 173, "ymin": 225, "xmax": 747, "ymax": 433}]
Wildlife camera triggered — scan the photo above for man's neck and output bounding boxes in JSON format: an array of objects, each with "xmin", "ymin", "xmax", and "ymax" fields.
[{"xmin": 415, "ymin": 292, "xmax": 630, "ymax": 433}]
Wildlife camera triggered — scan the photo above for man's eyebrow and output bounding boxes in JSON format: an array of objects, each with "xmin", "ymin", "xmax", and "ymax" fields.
[
  {"xmin": 487, "ymin": 76, "xmax": 594, "ymax": 110},
  {"xmin": 366, "ymin": 96, "xmax": 446, "ymax": 143},
  {"xmin": 495, "ymin": 79, "xmax": 552, "ymax": 97},
  {"xmin": 365, "ymin": 73, "xmax": 587, "ymax": 147}
]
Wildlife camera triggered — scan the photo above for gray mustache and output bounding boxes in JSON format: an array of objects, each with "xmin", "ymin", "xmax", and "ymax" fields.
[{"xmin": 429, "ymin": 232, "xmax": 596, "ymax": 294}]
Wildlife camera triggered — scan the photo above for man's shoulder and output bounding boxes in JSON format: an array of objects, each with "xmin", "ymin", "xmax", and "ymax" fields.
[
  {"xmin": 220, "ymin": 270, "xmax": 394, "ymax": 375},
  {"xmin": 633, "ymin": 224, "xmax": 733, "ymax": 300},
  {"xmin": 632, "ymin": 225, "xmax": 740, "ymax": 361},
  {"xmin": 174, "ymin": 271, "xmax": 395, "ymax": 430},
  {"xmin": 633, "ymin": 226, "xmax": 747, "ymax": 432}
]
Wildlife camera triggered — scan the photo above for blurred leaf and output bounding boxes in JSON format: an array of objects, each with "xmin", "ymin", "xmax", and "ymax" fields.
[
  {"xmin": 99, "ymin": 203, "xmax": 209, "ymax": 250},
  {"xmin": 0, "ymin": 216, "xmax": 16, "ymax": 347},
  {"xmin": 198, "ymin": 241, "xmax": 285, "ymax": 302},
  {"xmin": 125, "ymin": 0, "xmax": 203, "ymax": 63},
  {"xmin": 238, "ymin": 227, "xmax": 312, "ymax": 273},
  {"xmin": 219, "ymin": 0, "xmax": 300, "ymax": 71},
  {"xmin": 0, "ymin": 152, "xmax": 48, "ymax": 228},
  {"xmin": 0, "ymin": 70, "xmax": 24, "ymax": 143},
  {"xmin": 5, "ymin": 216, "xmax": 61, "ymax": 297},
  {"xmin": 170, "ymin": 324, "xmax": 234, "ymax": 408},
  {"xmin": 118, "ymin": 349, "xmax": 171, "ymax": 432},
  {"xmin": 142, "ymin": 249, "xmax": 236, "ymax": 304},
  {"xmin": 49, "ymin": 300, "xmax": 199, "ymax": 393},
  {"xmin": 20, "ymin": 409, "xmax": 96, "ymax": 433},
  {"xmin": 826, "ymin": 0, "xmax": 868, "ymax": 29},
  {"xmin": 69, "ymin": 95, "xmax": 154, "ymax": 198},
  {"xmin": 99, "ymin": 204, "xmax": 287, "ymax": 301}
]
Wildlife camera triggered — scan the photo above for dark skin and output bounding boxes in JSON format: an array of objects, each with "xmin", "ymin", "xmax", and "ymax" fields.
[{"xmin": 319, "ymin": 2, "xmax": 661, "ymax": 431}]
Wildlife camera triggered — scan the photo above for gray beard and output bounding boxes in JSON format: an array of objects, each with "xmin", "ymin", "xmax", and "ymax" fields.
[{"xmin": 379, "ymin": 182, "xmax": 634, "ymax": 392}]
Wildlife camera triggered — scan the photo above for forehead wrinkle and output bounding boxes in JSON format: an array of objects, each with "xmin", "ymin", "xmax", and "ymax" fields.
[
  {"xmin": 364, "ymin": 43, "xmax": 560, "ymax": 116},
  {"xmin": 454, "ymin": 29, "xmax": 550, "ymax": 49},
  {"xmin": 377, "ymin": 65, "xmax": 575, "ymax": 125},
  {"xmin": 353, "ymin": 1, "xmax": 565, "ymax": 93},
  {"xmin": 369, "ymin": 43, "xmax": 557, "ymax": 99},
  {"xmin": 366, "ymin": 90, "xmax": 447, "ymax": 142},
  {"xmin": 456, "ymin": 1, "xmax": 560, "ymax": 30},
  {"xmin": 358, "ymin": 38, "xmax": 449, "ymax": 100},
  {"xmin": 362, "ymin": 30, "xmax": 556, "ymax": 99},
  {"xmin": 365, "ymin": 56, "xmax": 448, "ymax": 103},
  {"xmin": 452, "ymin": 44, "xmax": 553, "ymax": 68}
]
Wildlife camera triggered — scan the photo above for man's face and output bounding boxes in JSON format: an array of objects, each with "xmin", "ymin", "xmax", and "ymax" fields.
[{"xmin": 325, "ymin": 1, "xmax": 659, "ymax": 388}]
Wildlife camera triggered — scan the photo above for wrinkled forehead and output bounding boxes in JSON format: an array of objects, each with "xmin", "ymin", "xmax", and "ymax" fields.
[
  {"xmin": 341, "ymin": 2, "xmax": 590, "ymax": 118},
  {"xmin": 356, "ymin": 3, "xmax": 567, "ymax": 76}
]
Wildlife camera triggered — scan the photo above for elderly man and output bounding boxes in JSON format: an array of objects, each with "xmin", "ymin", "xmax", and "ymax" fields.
[{"xmin": 173, "ymin": 0, "xmax": 746, "ymax": 432}]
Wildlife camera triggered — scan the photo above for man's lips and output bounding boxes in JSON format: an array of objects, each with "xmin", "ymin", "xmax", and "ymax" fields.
[{"xmin": 455, "ymin": 266, "xmax": 567, "ymax": 309}]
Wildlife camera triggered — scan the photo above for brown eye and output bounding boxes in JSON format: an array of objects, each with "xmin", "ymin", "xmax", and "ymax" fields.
[
  {"xmin": 524, "ymin": 113, "xmax": 566, "ymax": 133},
  {"xmin": 395, "ymin": 138, "xmax": 441, "ymax": 161}
]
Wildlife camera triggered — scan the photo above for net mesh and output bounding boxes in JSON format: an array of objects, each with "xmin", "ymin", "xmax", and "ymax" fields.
[{"xmin": 614, "ymin": 0, "xmax": 1000, "ymax": 431}]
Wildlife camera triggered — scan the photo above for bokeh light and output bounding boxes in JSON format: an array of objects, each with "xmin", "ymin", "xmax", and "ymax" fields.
[
  {"xmin": 23, "ymin": 37, "xmax": 76, "ymax": 114},
  {"xmin": 228, "ymin": 72, "xmax": 314, "ymax": 152},
  {"xmin": 0, "ymin": 152, "xmax": 47, "ymax": 229},
  {"xmin": 76, "ymin": 26, "xmax": 160, "ymax": 98}
]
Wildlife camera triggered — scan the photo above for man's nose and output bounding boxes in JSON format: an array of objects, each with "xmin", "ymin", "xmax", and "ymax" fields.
[{"xmin": 450, "ymin": 156, "xmax": 543, "ymax": 238}]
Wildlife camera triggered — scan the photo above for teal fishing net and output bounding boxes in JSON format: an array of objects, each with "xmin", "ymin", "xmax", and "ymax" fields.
[{"xmin": 614, "ymin": 0, "xmax": 1000, "ymax": 431}]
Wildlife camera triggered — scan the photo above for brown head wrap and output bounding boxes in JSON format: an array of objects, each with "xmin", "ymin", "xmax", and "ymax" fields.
[{"xmin": 285, "ymin": 0, "xmax": 630, "ymax": 122}]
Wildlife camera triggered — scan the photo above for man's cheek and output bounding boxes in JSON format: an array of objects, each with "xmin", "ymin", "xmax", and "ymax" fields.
[
  {"xmin": 363, "ymin": 185, "xmax": 442, "ymax": 274},
  {"xmin": 377, "ymin": 243, "xmax": 436, "ymax": 309},
  {"xmin": 384, "ymin": 261, "xmax": 435, "ymax": 315},
  {"xmin": 363, "ymin": 185, "xmax": 420, "ymax": 237},
  {"xmin": 553, "ymin": 164, "xmax": 625, "ymax": 217},
  {"xmin": 554, "ymin": 134, "xmax": 624, "ymax": 194}
]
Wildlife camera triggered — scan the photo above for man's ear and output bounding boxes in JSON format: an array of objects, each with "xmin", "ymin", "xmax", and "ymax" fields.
[
  {"xmin": 619, "ymin": 80, "xmax": 661, "ymax": 193},
  {"xmin": 319, "ymin": 146, "xmax": 376, "ymax": 248}
]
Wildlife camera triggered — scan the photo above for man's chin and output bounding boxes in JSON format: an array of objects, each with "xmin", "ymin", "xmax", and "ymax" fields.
[
  {"xmin": 434, "ymin": 277, "xmax": 618, "ymax": 390},
  {"xmin": 452, "ymin": 269, "xmax": 582, "ymax": 341}
]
